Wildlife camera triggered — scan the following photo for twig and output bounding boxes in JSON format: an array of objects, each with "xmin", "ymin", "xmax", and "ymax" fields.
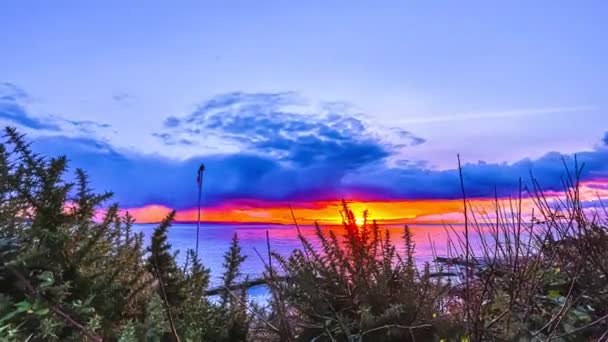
[
  {"xmin": 552, "ymin": 312, "xmax": 608, "ymax": 340},
  {"xmin": 195, "ymin": 163, "xmax": 205, "ymax": 259},
  {"xmin": 596, "ymin": 328, "xmax": 608, "ymax": 342},
  {"xmin": 152, "ymin": 248, "xmax": 181, "ymax": 342},
  {"xmin": 457, "ymin": 154, "xmax": 472, "ymax": 335},
  {"xmin": 225, "ymin": 288, "xmax": 280, "ymax": 333},
  {"xmin": 8, "ymin": 266, "xmax": 103, "ymax": 342},
  {"xmin": 359, "ymin": 323, "xmax": 433, "ymax": 337},
  {"xmin": 290, "ymin": 204, "xmax": 311, "ymax": 262},
  {"xmin": 543, "ymin": 261, "xmax": 583, "ymax": 339},
  {"xmin": 484, "ymin": 309, "xmax": 509, "ymax": 331},
  {"xmin": 266, "ymin": 230, "xmax": 273, "ymax": 276}
]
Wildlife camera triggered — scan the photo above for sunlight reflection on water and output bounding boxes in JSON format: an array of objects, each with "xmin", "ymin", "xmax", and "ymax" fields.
[{"xmin": 134, "ymin": 223, "xmax": 489, "ymax": 302}]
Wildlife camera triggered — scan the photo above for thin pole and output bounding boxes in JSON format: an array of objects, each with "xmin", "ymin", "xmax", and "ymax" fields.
[
  {"xmin": 457, "ymin": 154, "xmax": 471, "ymax": 337},
  {"xmin": 196, "ymin": 163, "xmax": 205, "ymax": 259}
]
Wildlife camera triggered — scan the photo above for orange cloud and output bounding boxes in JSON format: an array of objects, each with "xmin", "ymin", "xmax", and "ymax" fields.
[{"xmin": 121, "ymin": 179, "xmax": 608, "ymax": 225}]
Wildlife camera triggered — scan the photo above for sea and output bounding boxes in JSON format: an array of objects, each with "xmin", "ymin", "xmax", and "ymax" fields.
[{"xmin": 133, "ymin": 223, "xmax": 483, "ymax": 303}]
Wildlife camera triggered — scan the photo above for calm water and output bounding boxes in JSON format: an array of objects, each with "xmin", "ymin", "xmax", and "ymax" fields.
[{"xmin": 133, "ymin": 223, "xmax": 484, "ymax": 291}]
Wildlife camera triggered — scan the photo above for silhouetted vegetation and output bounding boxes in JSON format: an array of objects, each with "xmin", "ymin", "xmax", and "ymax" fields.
[
  {"xmin": 0, "ymin": 128, "xmax": 249, "ymax": 341},
  {"xmin": 1, "ymin": 128, "xmax": 607, "ymax": 341}
]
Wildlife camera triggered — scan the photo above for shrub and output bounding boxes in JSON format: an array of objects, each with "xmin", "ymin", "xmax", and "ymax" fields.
[
  {"xmin": 261, "ymin": 203, "xmax": 456, "ymax": 341},
  {"xmin": 261, "ymin": 177, "xmax": 608, "ymax": 340},
  {"xmin": 0, "ymin": 127, "xmax": 250, "ymax": 341},
  {"xmin": 1, "ymin": 127, "xmax": 607, "ymax": 341}
]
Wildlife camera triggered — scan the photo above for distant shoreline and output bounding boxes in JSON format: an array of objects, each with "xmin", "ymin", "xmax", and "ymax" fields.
[
  {"xmin": 133, "ymin": 221, "xmax": 491, "ymax": 227},
  {"xmin": 134, "ymin": 220, "xmax": 289, "ymax": 226}
]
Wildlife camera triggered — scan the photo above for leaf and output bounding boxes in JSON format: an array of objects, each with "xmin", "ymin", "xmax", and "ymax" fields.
[
  {"xmin": 34, "ymin": 308, "xmax": 50, "ymax": 316},
  {"xmin": 571, "ymin": 307, "xmax": 592, "ymax": 323},
  {"xmin": 14, "ymin": 300, "xmax": 31, "ymax": 312},
  {"xmin": 83, "ymin": 295, "xmax": 95, "ymax": 307},
  {"xmin": 0, "ymin": 310, "xmax": 20, "ymax": 324},
  {"xmin": 547, "ymin": 289, "xmax": 561, "ymax": 299},
  {"xmin": 37, "ymin": 271, "xmax": 54, "ymax": 288},
  {"xmin": 562, "ymin": 322, "xmax": 576, "ymax": 333}
]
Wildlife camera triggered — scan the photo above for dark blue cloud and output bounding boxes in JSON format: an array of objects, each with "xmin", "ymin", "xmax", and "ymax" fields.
[
  {"xmin": 191, "ymin": 92, "xmax": 299, "ymax": 118},
  {"xmin": 67, "ymin": 119, "xmax": 111, "ymax": 129},
  {"xmin": 0, "ymin": 83, "xmax": 113, "ymax": 135},
  {"xmin": 0, "ymin": 82, "xmax": 27, "ymax": 101},
  {"xmin": 603, "ymin": 131, "xmax": 608, "ymax": 146},
  {"xmin": 344, "ymin": 150, "xmax": 608, "ymax": 200},
  {"xmin": 0, "ymin": 83, "xmax": 61, "ymax": 131},
  {"xmin": 65, "ymin": 119, "xmax": 112, "ymax": 136},
  {"xmin": 27, "ymin": 132, "xmax": 608, "ymax": 211},
  {"xmin": 112, "ymin": 92, "xmax": 130, "ymax": 102},
  {"xmin": 151, "ymin": 132, "xmax": 194, "ymax": 146},
  {"xmin": 391, "ymin": 128, "xmax": 426, "ymax": 146},
  {"xmin": 156, "ymin": 92, "xmax": 424, "ymax": 171},
  {"xmin": 164, "ymin": 116, "xmax": 181, "ymax": 128},
  {"xmin": 30, "ymin": 134, "xmax": 362, "ymax": 209}
]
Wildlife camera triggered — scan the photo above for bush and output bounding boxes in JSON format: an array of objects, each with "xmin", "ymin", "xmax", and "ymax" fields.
[
  {"xmin": 260, "ymin": 175, "xmax": 608, "ymax": 341},
  {"xmin": 0, "ymin": 127, "xmax": 250, "ymax": 341},
  {"xmin": 1, "ymin": 127, "xmax": 607, "ymax": 341},
  {"xmin": 259, "ymin": 203, "xmax": 460, "ymax": 341}
]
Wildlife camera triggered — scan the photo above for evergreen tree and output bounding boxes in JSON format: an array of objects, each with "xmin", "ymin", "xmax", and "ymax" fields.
[
  {"xmin": 0, "ymin": 127, "xmax": 153, "ymax": 340},
  {"xmin": 220, "ymin": 233, "xmax": 250, "ymax": 341},
  {"xmin": 0, "ymin": 127, "xmax": 253, "ymax": 340},
  {"xmin": 146, "ymin": 210, "xmax": 186, "ymax": 309},
  {"xmin": 180, "ymin": 249, "xmax": 217, "ymax": 340}
]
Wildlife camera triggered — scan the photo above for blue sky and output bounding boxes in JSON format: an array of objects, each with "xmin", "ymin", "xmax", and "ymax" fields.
[{"xmin": 1, "ymin": 1, "xmax": 607, "ymax": 211}]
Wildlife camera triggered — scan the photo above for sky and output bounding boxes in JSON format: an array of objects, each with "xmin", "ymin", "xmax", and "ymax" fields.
[{"xmin": 1, "ymin": 1, "xmax": 608, "ymax": 224}]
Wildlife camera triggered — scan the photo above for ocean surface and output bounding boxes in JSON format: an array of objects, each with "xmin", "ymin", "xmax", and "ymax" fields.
[{"xmin": 133, "ymin": 222, "xmax": 484, "ymax": 302}]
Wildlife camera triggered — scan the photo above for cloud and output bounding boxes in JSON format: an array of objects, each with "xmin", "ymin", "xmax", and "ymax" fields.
[
  {"xmin": 391, "ymin": 128, "xmax": 426, "ymax": 146},
  {"xmin": 394, "ymin": 106, "xmax": 595, "ymax": 125},
  {"xmin": 112, "ymin": 92, "xmax": 131, "ymax": 103},
  {"xmin": 151, "ymin": 132, "xmax": 194, "ymax": 146},
  {"xmin": 603, "ymin": 131, "xmax": 608, "ymax": 146},
  {"xmin": 0, "ymin": 82, "xmax": 27, "ymax": 101},
  {"xmin": 164, "ymin": 116, "xmax": 181, "ymax": 128},
  {"xmin": 0, "ymin": 83, "xmax": 61, "ymax": 131},
  {"xmin": 64, "ymin": 119, "xmax": 112, "ymax": 135},
  {"xmin": 25, "ymin": 130, "xmax": 608, "ymax": 212},
  {"xmin": 344, "ymin": 150, "xmax": 608, "ymax": 200},
  {"xmin": 157, "ymin": 92, "xmax": 425, "ymax": 170},
  {"xmin": 30, "ymin": 134, "xmax": 356, "ymax": 209},
  {"xmin": 6, "ymin": 87, "xmax": 608, "ymax": 212},
  {"xmin": 0, "ymin": 83, "xmax": 114, "ymax": 139}
]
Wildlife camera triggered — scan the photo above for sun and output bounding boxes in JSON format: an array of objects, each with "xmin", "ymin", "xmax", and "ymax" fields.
[{"xmin": 355, "ymin": 216, "xmax": 365, "ymax": 226}]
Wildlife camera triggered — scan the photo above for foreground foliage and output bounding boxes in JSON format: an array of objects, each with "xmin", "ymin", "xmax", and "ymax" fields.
[
  {"xmin": 0, "ymin": 128, "xmax": 249, "ymax": 341},
  {"xmin": 1, "ymin": 127, "xmax": 607, "ymax": 341}
]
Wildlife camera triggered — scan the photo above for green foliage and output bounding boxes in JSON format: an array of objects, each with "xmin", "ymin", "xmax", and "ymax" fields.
[
  {"xmin": 444, "ymin": 177, "xmax": 608, "ymax": 341},
  {"xmin": 0, "ymin": 127, "xmax": 249, "ymax": 341},
  {"xmin": 264, "ymin": 201, "xmax": 445, "ymax": 341},
  {"xmin": 0, "ymin": 127, "xmax": 151, "ymax": 340},
  {"xmin": 180, "ymin": 249, "xmax": 214, "ymax": 340},
  {"xmin": 209, "ymin": 233, "xmax": 251, "ymax": 341},
  {"xmin": 263, "ymin": 193, "xmax": 608, "ymax": 341},
  {"xmin": 146, "ymin": 210, "xmax": 187, "ymax": 314},
  {"xmin": 221, "ymin": 233, "xmax": 248, "ymax": 305},
  {"xmin": 1, "ymin": 127, "xmax": 608, "ymax": 341},
  {"xmin": 143, "ymin": 294, "xmax": 170, "ymax": 341}
]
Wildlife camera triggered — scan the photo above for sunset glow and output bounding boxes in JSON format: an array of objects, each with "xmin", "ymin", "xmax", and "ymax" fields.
[{"xmin": 124, "ymin": 179, "xmax": 608, "ymax": 225}]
